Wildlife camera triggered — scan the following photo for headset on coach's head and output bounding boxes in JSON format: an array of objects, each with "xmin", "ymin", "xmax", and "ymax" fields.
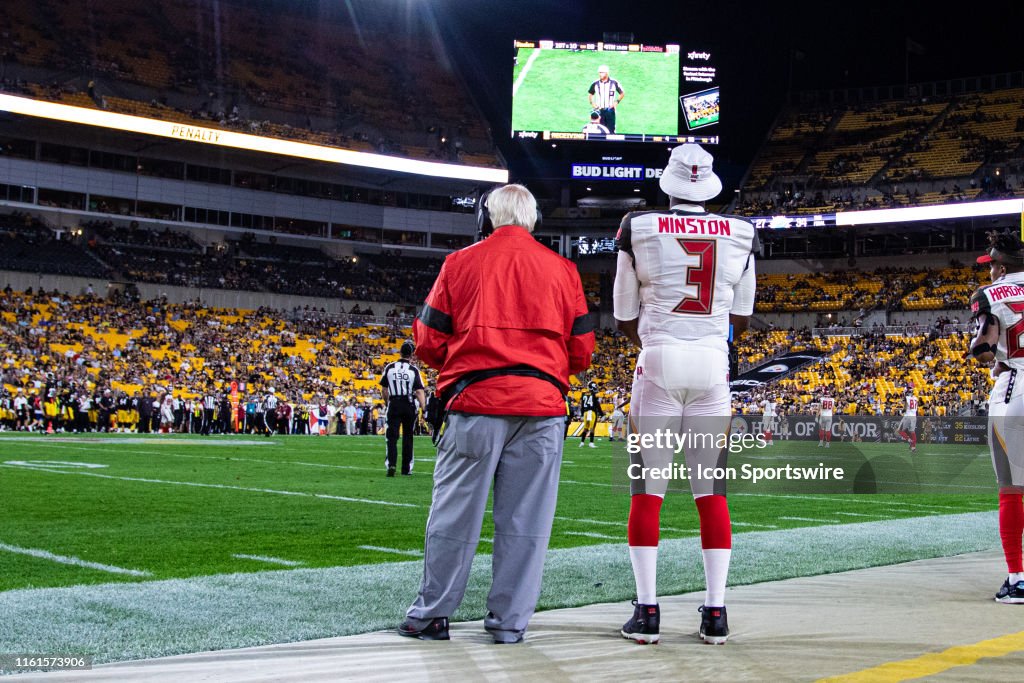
[{"xmin": 475, "ymin": 187, "xmax": 543, "ymax": 241}]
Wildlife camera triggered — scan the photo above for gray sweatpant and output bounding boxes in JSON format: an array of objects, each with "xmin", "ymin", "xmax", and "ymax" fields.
[{"xmin": 405, "ymin": 413, "xmax": 564, "ymax": 642}]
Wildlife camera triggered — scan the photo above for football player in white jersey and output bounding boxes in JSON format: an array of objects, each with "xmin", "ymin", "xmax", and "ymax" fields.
[
  {"xmin": 609, "ymin": 390, "xmax": 628, "ymax": 441},
  {"xmin": 815, "ymin": 391, "xmax": 836, "ymax": 448},
  {"xmin": 613, "ymin": 143, "xmax": 757, "ymax": 645},
  {"xmin": 969, "ymin": 231, "xmax": 1024, "ymax": 603},
  {"xmin": 897, "ymin": 384, "xmax": 919, "ymax": 452},
  {"xmin": 761, "ymin": 393, "xmax": 778, "ymax": 446}
]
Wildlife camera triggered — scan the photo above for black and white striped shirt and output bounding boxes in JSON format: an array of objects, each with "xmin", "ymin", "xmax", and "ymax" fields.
[
  {"xmin": 379, "ymin": 360, "xmax": 424, "ymax": 403},
  {"xmin": 265, "ymin": 394, "xmax": 278, "ymax": 411},
  {"xmin": 588, "ymin": 78, "xmax": 623, "ymax": 108}
]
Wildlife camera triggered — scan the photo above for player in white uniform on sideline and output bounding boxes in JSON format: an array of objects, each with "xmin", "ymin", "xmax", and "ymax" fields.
[
  {"xmin": 761, "ymin": 394, "xmax": 778, "ymax": 446},
  {"xmin": 816, "ymin": 392, "xmax": 836, "ymax": 447},
  {"xmin": 613, "ymin": 144, "xmax": 757, "ymax": 645},
  {"xmin": 969, "ymin": 230, "xmax": 1024, "ymax": 603},
  {"xmin": 609, "ymin": 391, "xmax": 627, "ymax": 441},
  {"xmin": 897, "ymin": 385, "xmax": 919, "ymax": 452}
]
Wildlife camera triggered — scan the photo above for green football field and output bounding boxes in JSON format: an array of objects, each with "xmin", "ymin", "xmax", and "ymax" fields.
[
  {"xmin": 0, "ymin": 433, "xmax": 998, "ymax": 592},
  {"xmin": 511, "ymin": 48, "xmax": 680, "ymax": 136},
  {"xmin": 0, "ymin": 433, "xmax": 1004, "ymax": 664}
]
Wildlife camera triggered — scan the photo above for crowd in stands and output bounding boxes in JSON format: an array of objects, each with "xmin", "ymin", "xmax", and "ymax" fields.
[
  {"xmin": 0, "ymin": 282, "xmax": 1001, "ymax": 444},
  {"xmin": 754, "ymin": 263, "xmax": 985, "ymax": 314},
  {"xmin": 734, "ymin": 322, "xmax": 990, "ymax": 418}
]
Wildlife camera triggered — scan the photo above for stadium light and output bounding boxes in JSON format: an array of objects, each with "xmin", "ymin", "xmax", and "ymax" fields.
[
  {"xmin": 0, "ymin": 94, "xmax": 508, "ymax": 184},
  {"xmin": 836, "ymin": 198, "xmax": 1024, "ymax": 226}
]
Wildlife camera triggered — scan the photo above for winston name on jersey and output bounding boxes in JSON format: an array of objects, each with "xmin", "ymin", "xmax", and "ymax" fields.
[
  {"xmin": 612, "ymin": 207, "xmax": 758, "ymax": 349},
  {"xmin": 971, "ymin": 272, "xmax": 1024, "ymax": 371}
]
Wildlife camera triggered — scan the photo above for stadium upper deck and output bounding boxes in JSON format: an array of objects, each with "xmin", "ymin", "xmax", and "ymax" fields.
[
  {"xmin": 737, "ymin": 81, "xmax": 1024, "ymax": 216},
  {"xmin": 0, "ymin": 0, "xmax": 501, "ymax": 168}
]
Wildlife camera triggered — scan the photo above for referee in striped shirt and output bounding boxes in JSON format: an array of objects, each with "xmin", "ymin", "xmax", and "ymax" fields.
[
  {"xmin": 380, "ymin": 340, "xmax": 426, "ymax": 477},
  {"xmin": 588, "ymin": 64, "xmax": 625, "ymax": 133}
]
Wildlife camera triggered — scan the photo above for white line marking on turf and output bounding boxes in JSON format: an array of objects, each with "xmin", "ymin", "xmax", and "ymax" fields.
[
  {"xmin": 835, "ymin": 511, "xmax": 888, "ymax": 518},
  {"xmin": 357, "ymin": 546, "xmax": 423, "ymax": 557},
  {"xmin": 0, "ymin": 540, "xmax": 152, "ymax": 577},
  {"xmin": 564, "ymin": 531, "xmax": 620, "ymax": 540},
  {"xmin": 778, "ymin": 516, "xmax": 836, "ymax": 524},
  {"xmin": 551, "ymin": 515, "xmax": 689, "ymax": 533},
  {"xmin": 0, "ymin": 464, "xmax": 419, "ymax": 508},
  {"xmin": 735, "ymin": 492, "xmax": 963, "ymax": 510},
  {"xmin": 512, "ymin": 48, "xmax": 540, "ymax": 97},
  {"xmin": 732, "ymin": 521, "xmax": 779, "ymax": 529},
  {"xmin": 479, "ymin": 537, "xmax": 493, "ymax": 544},
  {"xmin": 231, "ymin": 554, "xmax": 305, "ymax": 567},
  {"xmin": 4, "ymin": 460, "xmax": 108, "ymax": 469},
  {"xmin": 560, "ymin": 479, "xmax": 614, "ymax": 487}
]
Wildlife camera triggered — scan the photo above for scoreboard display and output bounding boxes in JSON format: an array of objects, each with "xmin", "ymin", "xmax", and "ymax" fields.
[{"xmin": 512, "ymin": 39, "xmax": 720, "ymax": 145}]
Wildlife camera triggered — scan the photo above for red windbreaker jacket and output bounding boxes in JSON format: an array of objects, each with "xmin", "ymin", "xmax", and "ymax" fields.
[{"xmin": 414, "ymin": 225, "xmax": 595, "ymax": 416}]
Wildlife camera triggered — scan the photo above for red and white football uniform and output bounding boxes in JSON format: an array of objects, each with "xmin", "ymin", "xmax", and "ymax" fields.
[{"xmin": 613, "ymin": 203, "xmax": 757, "ymax": 616}]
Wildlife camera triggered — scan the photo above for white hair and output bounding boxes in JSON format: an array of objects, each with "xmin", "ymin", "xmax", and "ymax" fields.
[{"xmin": 486, "ymin": 184, "xmax": 538, "ymax": 232}]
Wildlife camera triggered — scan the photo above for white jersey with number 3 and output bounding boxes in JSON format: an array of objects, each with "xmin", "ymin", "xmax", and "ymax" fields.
[{"xmin": 612, "ymin": 204, "xmax": 758, "ymax": 351}]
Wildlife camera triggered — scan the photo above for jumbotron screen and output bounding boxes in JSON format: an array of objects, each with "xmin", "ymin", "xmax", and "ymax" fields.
[{"xmin": 511, "ymin": 39, "xmax": 719, "ymax": 145}]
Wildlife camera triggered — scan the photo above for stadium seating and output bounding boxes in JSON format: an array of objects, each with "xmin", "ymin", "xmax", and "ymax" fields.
[
  {"xmin": 0, "ymin": 0, "xmax": 501, "ymax": 168},
  {"xmin": 737, "ymin": 86, "xmax": 1024, "ymax": 216}
]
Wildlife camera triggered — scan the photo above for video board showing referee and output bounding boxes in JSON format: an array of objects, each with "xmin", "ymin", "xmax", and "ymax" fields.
[{"xmin": 512, "ymin": 39, "xmax": 720, "ymax": 145}]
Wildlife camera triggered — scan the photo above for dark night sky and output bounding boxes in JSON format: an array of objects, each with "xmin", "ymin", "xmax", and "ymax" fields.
[{"xmin": 412, "ymin": 0, "xmax": 1024, "ymax": 187}]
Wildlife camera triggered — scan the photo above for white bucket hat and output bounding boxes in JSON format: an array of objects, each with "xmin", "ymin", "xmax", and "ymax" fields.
[{"xmin": 658, "ymin": 143, "xmax": 723, "ymax": 202}]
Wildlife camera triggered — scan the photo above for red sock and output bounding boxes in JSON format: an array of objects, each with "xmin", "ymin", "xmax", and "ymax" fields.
[
  {"xmin": 825, "ymin": 431, "xmax": 832, "ymax": 443},
  {"xmin": 909, "ymin": 433, "xmax": 917, "ymax": 448},
  {"xmin": 999, "ymin": 491, "xmax": 1024, "ymax": 573},
  {"xmin": 818, "ymin": 429, "xmax": 824, "ymax": 440},
  {"xmin": 695, "ymin": 495, "xmax": 732, "ymax": 549},
  {"xmin": 764, "ymin": 431, "xmax": 772, "ymax": 441},
  {"xmin": 628, "ymin": 494, "xmax": 664, "ymax": 546},
  {"xmin": 899, "ymin": 430, "xmax": 910, "ymax": 441}
]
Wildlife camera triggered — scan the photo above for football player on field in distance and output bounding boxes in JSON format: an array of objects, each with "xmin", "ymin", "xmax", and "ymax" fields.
[
  {"xmin": 968, "ymin": 230, "xmax": 1024, "ymax": 603},
  {"xmin": 613, "ymin": 143, "xmax": 757, "ymax": 645},
  {"xmin": 897, "ymin": 383, "xmax": 919, "ymax": 452},
  {"xmin": 579, "ymin": 381, "xmax": 602, "ymax": 448},
  {"xmin": 816, "ymin": 390, "xmax": 836, "ymax": 448},
  {"xmin": 760, "ymin": 392, "xmax": 778, "ymax": 446},
  {"xmin": 608, "ymin": 389, "xmax": 627, "ymax": 442}
]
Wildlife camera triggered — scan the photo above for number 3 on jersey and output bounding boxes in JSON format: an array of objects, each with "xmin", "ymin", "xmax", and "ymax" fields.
[{"xmin": 673, "ymin": 238, "xmax": 716, "ymax": 315}]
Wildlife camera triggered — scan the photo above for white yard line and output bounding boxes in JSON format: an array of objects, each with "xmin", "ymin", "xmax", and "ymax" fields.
[
  {"xmin": 0, "ymin": 541, "xmax": 151, "ymax": 577},
  {"xmin": 778, "ymin": 516, "xmax": 837, "ymax": 524},
  {"xmin": 512, "ymin": 48, "xmax": 541, "ymax": 97},
  {"xmin": 357, "ymin": 546, "xmax": 423, "ymax": 557},
  {"xmin": 0, "ymin": 464, "xmax": 420, "ymax": 508},
  {"xmin": 835, "ymin": 511, "xmax": 888, "ymax": 518},
  {"xmin": 231, "ymin": 554, "xmax": 305, "ymax": 567},
  {"xmin": 564, "ymin": 531, "xmax": 620, "ymax": 540},
  {"xmin": 732, "ymin": 521, "xmax": 779, "ymax": 529}
]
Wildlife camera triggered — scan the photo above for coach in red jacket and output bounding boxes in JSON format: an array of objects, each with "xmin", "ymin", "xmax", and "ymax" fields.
[{"xmin": 398, "ymin": 183, "xmax": 595, "ymax": 644}]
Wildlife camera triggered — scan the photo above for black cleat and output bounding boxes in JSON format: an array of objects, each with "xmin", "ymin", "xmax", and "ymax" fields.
[
  {"xmin": 397, "ymin": 617, "xmax": 450, "ymax": 640},
  {"xmin": 386, "ymin": 467, "xmax": 396, "ymax": 477},
  {"xmin": 621, "ymin": 600, "xmax": 660, "ymax": 644},
  {"xmin": 698, "ymin": 605, "xmax": 729, "ymax": 644},
  {"xmin": 995, "ymin": 578, "xmax": 1024, "ymax": 604}
]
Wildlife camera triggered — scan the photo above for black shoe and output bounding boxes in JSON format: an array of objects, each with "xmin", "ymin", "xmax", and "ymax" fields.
[
  {"xmin": 995, "ymin": 578, "xmax": 1024, "ymax": 604},
  {"xmin": 397, "ymin": 617, "xmax": 450, "ymax": 640},
  {"xmin": 621, "ymin": 600, "xmax": 660, "ymax": 644},
  {"xmin": 698, "ymin": 605, "xmax": 729, "ymax": 644},
  {"xmin": 386, "ymin": 467, "xmax": 396, "ymax": 477}
]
